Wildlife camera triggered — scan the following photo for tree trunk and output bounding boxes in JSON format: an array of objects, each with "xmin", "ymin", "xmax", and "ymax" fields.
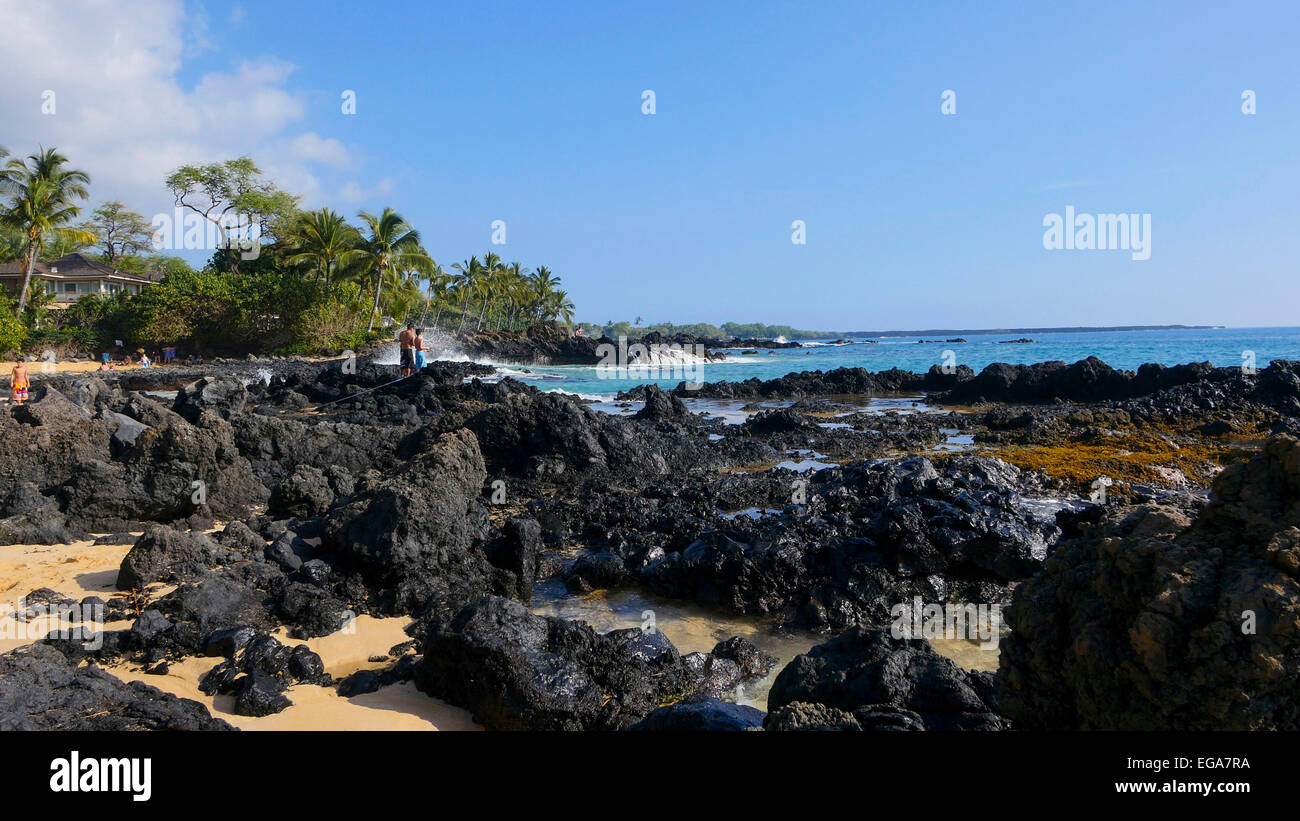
[
  {"xmin": 15, "ymin": 237, "xmax": 39, "ymax": 314},
  {"xmin": 366, "ymin": 267, "xmax": 383, "ymax": 333}
]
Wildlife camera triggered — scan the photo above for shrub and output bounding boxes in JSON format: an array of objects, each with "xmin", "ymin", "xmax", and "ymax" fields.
[{"xmin": 0, "ymin": 294, "xmax": 26, "ymax": 356}]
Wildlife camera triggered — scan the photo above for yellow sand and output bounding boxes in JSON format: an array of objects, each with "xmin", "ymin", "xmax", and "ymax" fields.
[
  {"xmin": 0, "ymin": 360, "xmax": 140, "ymax": 377},
  {"xmin": 3, "ymin": 538, "xmax": 997, "ymax": 726},
  {"xmin": 1, "ymin": 353, "xmax": 345, "ymax": 378},
  {"xmin": 0, "ymin": 539, "xmax": 480, "ymax": 730},
  {"xmin": 0, "ymin": 539, "xmax": 138, "ymax": 653},
  {"xmin": 109, "ymin": 617, "xmax": 480, "ymax": 731},
  {"xmin": 930, "ymin": 637, "xmax": 1000, "ymax": 672}
]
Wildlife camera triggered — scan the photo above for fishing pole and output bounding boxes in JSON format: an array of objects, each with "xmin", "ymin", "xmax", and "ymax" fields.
[{"xmin": 312, "ymin": 374, "xmax": 413, "ymax": 409}]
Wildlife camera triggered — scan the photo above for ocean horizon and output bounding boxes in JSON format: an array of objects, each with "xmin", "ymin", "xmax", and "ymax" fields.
[{"xmin": 456, "ymin": 325, "xmax": 1300, "ymax": 399}]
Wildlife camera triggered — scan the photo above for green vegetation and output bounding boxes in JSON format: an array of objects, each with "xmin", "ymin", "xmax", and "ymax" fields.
[
  {"xmin": 574, "ymin": 319, "xmax": 811, "ymax": 340},
  {"xmin": 0, "ymin": 146, "xmax": 576, "ymax": 357},
  {"xmin": 0, "ymin": 291, "xmax": 24, "ymax": 354},
  {"xmin": 0, "ymin": 147, "xmax": 97, "ymax": 314}
]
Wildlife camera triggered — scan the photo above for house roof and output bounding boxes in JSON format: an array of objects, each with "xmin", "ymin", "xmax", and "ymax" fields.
[
  {"xmin": 0, "ymin": 253, "xmax": 156, "ymax": 283},
  {"xmin": 49, "ymin": 253, "xmax": 117, "ymax": 275},
  {"xmin": 0, "ymin": 260, "xmax": 51, "ymax": 276}
]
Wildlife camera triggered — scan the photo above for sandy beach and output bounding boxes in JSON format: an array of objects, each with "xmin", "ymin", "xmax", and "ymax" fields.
[
  {"xmin": 0, "ymin": 360, "xmax": 144, "ymax": 378},
  {"xmin": 0, "ymin": 538, "xmax": 480, "ymax": 730}
]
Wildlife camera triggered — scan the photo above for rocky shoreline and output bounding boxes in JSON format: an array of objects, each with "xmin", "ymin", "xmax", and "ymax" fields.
[
  {"xmin": 455, "ymin": 322, "xmax": 794, "ymax": 365},
  {"xmin": 3, "ymin": 352, "xmax": 1299, "ymax": 730}
]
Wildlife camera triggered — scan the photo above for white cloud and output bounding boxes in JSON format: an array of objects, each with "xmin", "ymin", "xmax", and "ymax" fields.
[
  {"xmin": 289, "ymin": 133, "xmax": 352, "ymax": 169},
  {"xmin": 338, "ymin": 177, "xmax": 395, "ymax": 206},
  {"xmin": 0, "ymin": 0, "xmax": 372, "ymax": 220}
]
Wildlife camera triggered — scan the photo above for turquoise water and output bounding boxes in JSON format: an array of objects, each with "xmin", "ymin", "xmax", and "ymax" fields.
[{"xmin": 480, "ymin": 327, "xmax": 1300, "ymax": 400}]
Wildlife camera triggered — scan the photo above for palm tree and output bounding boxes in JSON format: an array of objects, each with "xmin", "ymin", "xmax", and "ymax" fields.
[
  {"xmin": 0, "ymin": 225, "xmax": 25, "ymax": 264},
  {"xmin": 0, "ymin": 147, "xmax": 93, "ymax": 313},
  {"xmin": 285, "ymin": 208, "xmax": 360, "ymax": 285},
  {"xmin": 382, "ymin": 267, "xmax": 425, "ymax": 322},
  {"xmin": 476, "ymin": 252, "xmax": 503, "ymax": 330},
  {"xmin": 425, "ymin": 263, "xmax": 452, "ymax": 329},
  {"xmin": 344, "ymin": 208, "xmax": 434, "ymax": 333},
  {"xmin": 451, "ymin": 256, "xmax": 484, "ymax": 333},
  {"xmin": 497, "ymin": 261, "xmax": 529, "ymax": 330},
  {"xmin": 529, "ymin": 266, "xmax": 560, "ymax": 322},
  {"xmin": 549, "ymin": 289, "xmax": 576, "ymax": 327}
]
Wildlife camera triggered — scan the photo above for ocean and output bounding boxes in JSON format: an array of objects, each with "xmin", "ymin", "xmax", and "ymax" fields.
[{"xmin": 440, "ymin": 326, "xmax": 1300, "ymax": 400}]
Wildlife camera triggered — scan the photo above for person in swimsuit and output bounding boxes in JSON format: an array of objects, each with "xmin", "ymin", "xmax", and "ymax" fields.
[
  {"xmin": 398, "ymin": 323, "xmax": 416, "ymax": 377},
  {"xmin": 414, "ymin": 328, "xmax": 427, "ymax": 370},
  {"xmin": 10, "ymin": 360, "xmax": 29, "ymax": 405}
]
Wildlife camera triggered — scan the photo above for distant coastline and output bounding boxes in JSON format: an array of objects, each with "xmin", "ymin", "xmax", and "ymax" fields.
[
  {"xmin": 579, "ymin": 320, "xmax": 1227, "ymax": 342},
  {"xmin": 826, "ymin": 324, "xmax": 1222, "ymax": 339}
]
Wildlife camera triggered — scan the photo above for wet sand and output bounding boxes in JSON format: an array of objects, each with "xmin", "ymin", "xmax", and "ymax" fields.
[{"xmin": 532, "ymin": 584, "xmax": 1000, "ymax": 710}]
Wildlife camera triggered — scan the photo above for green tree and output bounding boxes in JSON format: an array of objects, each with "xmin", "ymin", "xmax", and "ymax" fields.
[
  {"xmin": 550, "ymin": 290, "xmax": 576, "ymax": 327},
  {"xmin": 82, "ymin": 200, "xmax": 153, "ymax": 264},
  {"xmin": 451, "ymin": 256, "xmax": 485, "ymax": 333},
  {"xmin": 0, "ymin": 224, "xmax": 25, "ymax": 264},
  {"xmin": 424, "ymin": 262, "xmax": 452, "ymax": 329},
  {"xmin": 284, "ymin": 208, "xmax": 361, "ymax": 285},
  {"xmin": 164, "ymin": 157, "xmax": 299, "ymax": 274},
  {"xmin": 112, "ymin": 253, "xmax": 194, "ymax": 279},
  {"xmin": 0, "ymin": 147, "xmax": 95, "ymax": 313},
  {"xmin": 0, "ymin": 291, "xmax": 25, "ymax": 353},
  {"xmin": 344, "ymin": 208, "xmax": 434, "ymax": 332}
]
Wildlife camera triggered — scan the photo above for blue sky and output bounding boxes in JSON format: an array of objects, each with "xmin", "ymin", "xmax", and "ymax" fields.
[{"xmin": 3, "ymin": 0, "xmax": 1298, "ymax": 330}]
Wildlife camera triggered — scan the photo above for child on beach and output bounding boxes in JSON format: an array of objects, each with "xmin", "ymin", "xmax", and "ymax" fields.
[{"xmin": 9, "ymin": 360, "xmax": 29, "ymax": 405}]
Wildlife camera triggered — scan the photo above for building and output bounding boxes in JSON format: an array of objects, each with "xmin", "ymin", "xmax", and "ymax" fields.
[{"xmin": 0, "ymin": 253, "xmax": 156, "ymax": 304}]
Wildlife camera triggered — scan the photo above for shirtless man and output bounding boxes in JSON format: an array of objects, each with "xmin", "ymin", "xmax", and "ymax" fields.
[
  {"xmin": 414, "ymin": 327, "xmax": 427, "ymax": 370},
  {"xmin": 9, "ymin": 359, "xmax": 29, "ymax": 405},
  {"xmin": 398, "ymin": 323, "xmax": 416, "ymax": 377}
]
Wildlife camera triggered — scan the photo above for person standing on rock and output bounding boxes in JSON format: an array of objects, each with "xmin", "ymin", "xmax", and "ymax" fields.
[
  {"xmin": 399, "ymin": 323, "xmax": 416, "ymax": 377},
  {"xmin": 414, "ymin": 327, "xmax": 427, "ymax": 370},
  {"xmin": 9, "ymin": 359, "xmax": 29, "ymax": 405}
]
